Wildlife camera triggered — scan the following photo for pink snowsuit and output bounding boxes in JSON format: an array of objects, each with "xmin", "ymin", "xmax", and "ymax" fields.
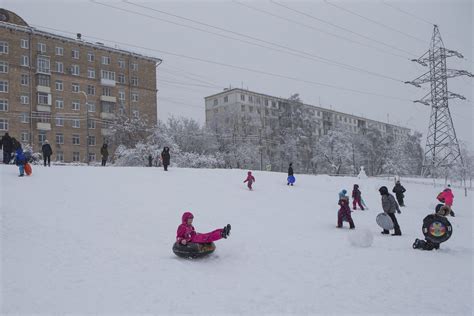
[
  {"xmin": 176, "ymin": 212, "xmax": 224, "ymax": 244},
  {"xmin": 437, "ymin": 189, "xmax": 454, "ymax": 207},
  {"xmin": 244, "ymin": 171, "xmax": 255, "ymax": 190},
  {"xmin": 337, "ymin": 198, "xmax": 355, "ymax": 228}
]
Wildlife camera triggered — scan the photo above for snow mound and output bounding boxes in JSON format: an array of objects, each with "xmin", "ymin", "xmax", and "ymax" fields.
[{"xmin": 348, "ymin": 228, "xmax": 374, "ymax": 248}]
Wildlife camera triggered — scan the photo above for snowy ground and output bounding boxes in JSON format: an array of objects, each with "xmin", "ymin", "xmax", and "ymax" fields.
[{"xmin": 1, "ymin": 165, "xmax": 472, "ymax": 315}]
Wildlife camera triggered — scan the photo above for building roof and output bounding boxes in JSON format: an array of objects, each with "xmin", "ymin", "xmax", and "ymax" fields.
[
  {"xmin": 205, "ymin": 88, "xmax": 410, "ymax": 131},
  {"xmin": 0, "ymin": 9, "xmax": 162, "ymax": 64}
]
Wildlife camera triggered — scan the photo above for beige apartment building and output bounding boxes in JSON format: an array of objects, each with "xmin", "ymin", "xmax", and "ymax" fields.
[{"xmin": 0, "ymin": 9, "xmax": 161, "ymax": 163}]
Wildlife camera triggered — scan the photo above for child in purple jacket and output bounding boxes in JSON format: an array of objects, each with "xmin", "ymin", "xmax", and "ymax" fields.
[
  {"xmin": 337, "ymin": 195, "xmax": 355, "ymax": 229},
  {"xmin": 243, "ymin": 171, "xmax": 255, "ymax": 190}
]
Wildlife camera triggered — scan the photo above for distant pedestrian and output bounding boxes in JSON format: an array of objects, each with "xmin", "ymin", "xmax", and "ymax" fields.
[
  {"xmin": 243, "ymin": 171, "xmax": 256, "ymax": 190},
  {"xmin": 352, "ymin": 184, "xmax": 365, "ymax": 210},
  {"xmin": 161, "ymin": 147, "xmax": 170, "ymax": 171},
  {"xmin": 392, "ymin": 180, "xmax": 406, "ymax": 207},
  {"xmin": 287, "ymin": 163, "xmax": 295, "ymax": 186},
  {"xmin": 148, "ymin": 154, "xmax": 153, "ymax": 167},
  {"xmin": 42, "ymin": 140, "xmax": 53, "ymax": 167},
  {"xmin": 1, "ymin": 132, "xmax": 13, "ymax": 164},
  {"xmin": 101, "ymin": 144, "xmax": 109, "ymax": 166}
]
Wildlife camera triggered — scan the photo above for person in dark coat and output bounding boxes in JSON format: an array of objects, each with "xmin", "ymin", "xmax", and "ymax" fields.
[
  {"xmin": 41, "ymin": 140, "xmax": 53, "ymax": 167},
  {"xmin": 148, "ymin": 154, "xmax": 153, "ymax": 167},
  {"xmin": 287, "ymin": 163, "xmax": 294, "ymax": 186},
  {"xmin": 352, "ymin": 184, "xmax": 364, "ymax": 210},
  {"xmin": 392, "ymin": 180, "xmax": 406, "ymax": 207},
  {"xmin": 379, "ymin": 186, "xmax": 402, "ymax": 236},
  {"xmin": 1, "ymin": 132, "xmax": 13, "ymax": 164},
  {"xmin": 161, "ymin": 147, "xmax": 170, "ymax": 171},
  {"xmin": 100, "ymin": 144, "xmax": 109, "ymax": 166}
]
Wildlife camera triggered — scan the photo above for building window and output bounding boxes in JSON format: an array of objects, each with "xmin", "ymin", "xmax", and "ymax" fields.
[
  {"xmin": 264, "ymin": 99, "xmax": 268, "ymax": 106},
  {"xmin": 20, "ymin": 95, "xmax": 29, "ymax": 105},
  {"xmin": 87, "ymin": 85, "xmax": 95, "ymax": 95},
  {"xmin": 101, "ymin": 70, "xmax": 115, "ymax": 80},
  {"xmin": 71, "ymin": 49, "xmax": 79, "ymax": 59},
  {"xmin": 240, "ymin": 94, "xmax": 245, "ymax": 101},
  {"xmin": 72, "ymin": 134, "xmax": 80, "ymax": 145},
  {"xmin": 72, "ymin": 83, "xmax": 80, "ymax": 93},
  {"xmin": 21, "ymin": 131, "xmax": 29, "ymax": 142},
  {"xmin": 0, "ymin": 119, "xmax": 8, "ymax": 131},
  {"xmin": 20, "ymin": 39, "xmax": 29, "ymax": 49},
  {"xmin": 131, "ymin": 77, "xmax": 138, "ymax": 86},
  {"xmin": 20, "ymin": 74, "xmax": 29, "ymax": 86},
  {"xmin": 21, "ymin": 55, "xmax": 29, "ymax": 66},
  {"xmin": 56, "ymin": 133, "xmax": 64, "ymax": 144},
  {"xmin": 118, "ymin": 73, "xmax": 125, "ymax": 84},
  {"xmin": 241, "ymin": 104, "xmax": 245, "ymax": 112},
  {"xmin": 71, "ymin": 64, "xmax": 80, "ymax": 76},
  {"xmin": 87, "ymin": 102, "xmax": 96, "ymax": 113},
  {"xmin": 88, "ymin": 153, "xmax": 96, "ymax": 162},
  {"xmin": 56, "ymin": 151, "xmax": 64, "ymax": 162},
  {"xmin": 0, "ymin": 42, "xmax": 9, "ymax": 54},
  {"xmin": 102, "ymin": 87, "xmax": 112, "ymax": 96},
  {"xmin": 88, "ymin": 118, "xmax": 96, "ymax": 129},
  {"xmin": 55, "ymin": 117, "xmax": 64, "ymax": 126},
  {"xmin": 256, "ymin": 97, "xmax": 261, "ymax": 104},
  {"xmin": 72, "ymin": 100, "xmax": 80, "ymax": 111},
  {"xmin": 55, "ymin": 80, "xmax": 63, "ymax": 91},
  {"xmin": 72, "ymin": 119, "xmax": 80, "ymax": 128},
  {"xmin": 131, "ymin": 92, "xmax": 139, "ymax": 102},
  {"xmin": 37, "ymin": 56, "xmax": 51, "ymax": 74},
  {"xmin": 55, "ymin": 61, "xmax": 64, "ymax": 73},
  {"xmin": 101, "ymin": 56, "xmax": 111, "ymax": 65},
  {"xmin": 118, "ymin": 90, "xmax": 125, "ymax": 102},
  {"xmin": 38, "ymin": 132, "xmax": 46, "ymax": 146},
  {"xmin": 20, "ymin": 113, "xmax": 29, "ymax": 123},
  {"xmin": 37, "ymin": 74, "xmax": 50, "ymax": 87},
  {"xmin": 0, "ymin": 99, "xmax": 8, "ymax": 111},
  {"xmin": 87, "ymin": 52, "xmax": 94, "ymax": 62},
  {"xmin": 249, "ymin": 96, "xmax": 253, "ymax": 103},
  {"xmin": 73, "ymin": 152, "xmax": 80, "ymax": 162},
  {"xmin": 249, "ymin": 106, "xmax": 253, "ymax": 112},
  {"xmin": 118, "ymin": 59, "xmax": 125, "ymax": 68},
  {"xmin": 101, "ymin": 102, "xmax": 115, "ymax": 113},
  {"xmin": 37, "ymin": 43, "xmax": 46, "ymax": 53},
  {"xmin": 213, "ymin": 99, "xmax": 218, "ymax": 106},
  {"xmin": 0, "ymin": 61, "xmax": 8, "ymax": 73},
  {"xmin": 88, "ymin": 135, "xmax": 96, "ymax": 146},
  {"xmin": 131, "ymin": 62, "xmax": 138, "ymax": 71},
  {"xmin": 87, "ymin": 68, "xmax": 95, "ymax": 78},
  {"xmin": 55, "ymin": 46, "xmax": 64, "ymax": 56},
  {"xmin": 224, "ymin": 96, "xmax": 228, "ymax": 103},
  {"xmin": 0, "ymin": 80, "xmax": 9, "ymax": 93},
  {"xmin": 37, "ymin": 92, "xmax": 50, "ymax": 105},
  {"xmin": 55, "ymin": 98, "xmax": 64, "ymax": 109}
]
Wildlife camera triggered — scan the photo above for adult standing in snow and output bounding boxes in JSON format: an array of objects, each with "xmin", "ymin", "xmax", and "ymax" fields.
[
  {"xmin": 41, "ymin": 140, "xmax": 53, "ymax": 167},
  {"xmin": 148, "ymin": 154, "xmax": 153, "ymax": 167},
  {"xmin": 161, "ymin": 147, "xmax": 170, "ymax": 171},
  {"xmin": 100, "ymin": 144, "xmax": 109, "ymax": 166},
  {"xmin": 287, "ymin": 163, "xmax": 295, "ymax": 186},
  {"xmin": 392, "ymin": 180, "xmax": 406, "ymax": 207},
  {"xmin": 379, "ymin": 186, "xmax": 402, "ymax": 236},
  {"xmin": 437, "ymin": 185, "xmax": 455, "ymax": 217},
  {"xmin": 1, "ymin": 132, "xmax": 13, "ymax": 164},
  {"xmin": 352, "ymin": 184, "xmax": 364, "ymax": 210}
]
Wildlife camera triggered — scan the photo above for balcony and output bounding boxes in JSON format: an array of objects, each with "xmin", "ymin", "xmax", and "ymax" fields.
[
  {"xmin": 37, "ymin": 105, "xmax": 51, "ymax": 112},
  {"xmin": 101, "ymin": 128, "xmax": 114, "ymax": 136},
  {"xmin": 100, "ymin": 112, "xmax": 116, "ymax": 120},
  {"xmin": 100, "ymin": 95, "xmax": 116, "ymax": 103},
  {"xmin": 101, "ymin": 78, "xmax": 116, "ymax": 87},
  {"xmin": 36, "ymin": 86, "xmax": 51, "ymax": 94},
  {"xmin": 36, "ymin": 122, "xmax": 51, "ymax": 131}
]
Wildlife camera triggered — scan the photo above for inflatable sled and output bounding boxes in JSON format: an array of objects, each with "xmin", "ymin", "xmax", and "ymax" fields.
[
  {"xmin": 287, "ymin": 175, "xmax": 295, "ymax": 184},
  {"xmin": 172, "ymin": 242, "xmax": 216, "ymax": 259},
  {"xmin": 422, "ymin": 214, "xmax": 452, "ymax": 244},
  {"xmin": 24, "ymin": 163, "xmax": 32, "ymax": 176},
  {"xmin": 376, "ymin": 213, "xmax": 394, "ymax": 230}
]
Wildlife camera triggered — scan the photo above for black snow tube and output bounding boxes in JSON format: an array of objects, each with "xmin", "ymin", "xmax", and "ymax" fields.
[
  {"xmin": 172, "ymin": 242, "xmax": 216, "ymax": 259},
  {"xmin": 422, "ymin": 214, "xmax": 453, "ymax": 244}
]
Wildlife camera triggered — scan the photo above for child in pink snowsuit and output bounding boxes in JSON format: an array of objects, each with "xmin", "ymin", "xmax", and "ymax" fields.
[
  {"xmin": 352, "ymin": 184, "xmax": 364, "ymax": 210},
  {"xmin": 176, "ymin": 212, "xmax": 231, "ymax": 245},
  {"xmin": 244, "ymin": 171, "xmax": 255, "ymax": 190},
  {"xmin": 337, "ymin": 196, "xmax": 355, "ymax": 229}
]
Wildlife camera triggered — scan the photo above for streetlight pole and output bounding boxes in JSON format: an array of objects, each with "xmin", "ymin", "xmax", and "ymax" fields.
[{"xmin": 79, "ymin": 91, "xmax": 89, "ymax": 165}]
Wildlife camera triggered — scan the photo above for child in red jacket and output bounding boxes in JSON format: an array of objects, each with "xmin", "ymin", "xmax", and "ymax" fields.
[
  {"xmin": 244, "ymin": 171, "xmax": 255, "ymax": 190},
  {"xmin": 176, "ymin": 212, "xmax": 231, "ymax": 245},
  {"xmin": 337, "ymin": 196, "xmax": 355, "ymax": 229}
]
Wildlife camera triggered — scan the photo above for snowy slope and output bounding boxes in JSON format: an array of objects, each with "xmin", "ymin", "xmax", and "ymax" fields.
[{"xmin": 1, "ymin": 165, "xmax": 472, "ymax": 315}]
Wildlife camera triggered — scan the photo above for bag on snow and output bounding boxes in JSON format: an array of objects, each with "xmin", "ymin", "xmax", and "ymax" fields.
[{"xmin": 24, "ymin": 163, "xmax": 32, "ymax": 176}]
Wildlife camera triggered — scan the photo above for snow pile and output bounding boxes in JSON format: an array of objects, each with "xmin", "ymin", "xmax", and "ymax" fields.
[{"xmin": 1, "ymin": 165, "xmax": 472, "ymax": 315}]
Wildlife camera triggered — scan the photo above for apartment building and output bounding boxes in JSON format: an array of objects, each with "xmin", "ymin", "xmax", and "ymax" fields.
[{"xmin": 0, "ymin": 9, "xmax": 161, "ymax": 162}]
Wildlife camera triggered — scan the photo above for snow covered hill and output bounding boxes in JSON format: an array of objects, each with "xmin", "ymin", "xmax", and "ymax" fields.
[{"xmin": 1, "ymin": 165, "xmax": 472, "ymax": 315}]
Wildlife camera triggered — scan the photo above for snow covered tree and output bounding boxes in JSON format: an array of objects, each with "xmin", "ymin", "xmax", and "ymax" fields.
[{"xmin": 312, "ymin": 126, "xmax": 353, "ymax": 174}]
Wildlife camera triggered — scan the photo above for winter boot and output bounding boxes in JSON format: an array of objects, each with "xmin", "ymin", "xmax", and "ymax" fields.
[
  {"xmin": 381, "ymin": 230, "xmax": 390, "ymax": 235},
  {"xmin": 221, "ymin": 227, "xmax": 227, "ymax": 239},
  {"xmin": 391, "ymin": 231, "xmax": 402, "ymax": 236},
  {"xmin": 226, "ymin": 224, "xmax": 231, "ymax": 237},
  {"xmin": 413, "ymin": 238, "xmax": 423, "ymax": 249},
  {"xmin": 450, "ymin": 210, "xmax": 455, "ymax": 217}
]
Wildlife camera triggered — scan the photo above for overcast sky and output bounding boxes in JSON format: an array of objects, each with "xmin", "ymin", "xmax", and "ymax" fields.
[{"xmin": 4, "ymin": 0, "xmax": 473, "ymax": 146}]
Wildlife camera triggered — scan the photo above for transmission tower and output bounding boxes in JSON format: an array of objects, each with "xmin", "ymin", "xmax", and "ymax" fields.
[{"xmin": 405, "ymin": 25, "xmax": 473, "ymax": 177}]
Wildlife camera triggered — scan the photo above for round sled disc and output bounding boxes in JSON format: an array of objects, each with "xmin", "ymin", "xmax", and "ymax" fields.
[
  {"xmin": 422, "ymin": 215, "xmax": 452, "ymax": 244},
  {"xmin": 376, "ymin": 213, "xmax": 394, "ymax": 230}
]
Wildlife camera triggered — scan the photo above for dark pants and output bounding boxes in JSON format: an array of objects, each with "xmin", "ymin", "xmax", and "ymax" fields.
[
  {"xmin": 353, "ymin": 198, "xmax": 364, "ymax": 210},
  {"xmin": 382, "ymin": 213, "xmax": 401, "ymax": 235},
  {"xmin": 396, "ymin": 194, "xmax": 404, "ymax": 206},
  {"xmin": 337, "ymin": 213, "xmax": 355, "ymax": 229},
  {"xmin": 164, "ymin": 163, "xmax": 168, "ymax": 171},
  {"xmin": 101, "ymin": 159, "xmax": 107, "ymax": 166},
  {"xmin": 415, "ymin": 239, "xmax": 439, "ymax": 250},
  {"xmin": 3, "ymin": 151, "xmax": 12, "ymax": 164},
  {"xmin": 44, "ymin": 155, "xmax": 51, "ymax": 166}
]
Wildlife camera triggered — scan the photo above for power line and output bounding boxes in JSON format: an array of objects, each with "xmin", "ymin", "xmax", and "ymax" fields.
[
  {"xmin": 381, "ymin": 1, "xmax": 435, "ymax": 26},
  {"xmin": 323, "ymin": 0, "xmax": 429, "ymax": 43},
  {"xmin": 160, "ymin": 66, "xmax": 221, "ymax": 87},
  {"xmin": 30, "ymin": 23, "xmax": 411, "ymax": 102},
  {"xmin": 270, "ymin": 0, "xmax": 419, "ymax": 58},
  {"xmin": 95, "ymin": 0, "xmax": 407, "ymax": 83},
  {"xmin": 159, "ymin": 78, "xmax": 223, "ymax": 89},
  {"xmin": 232, "ymin": 0, "xmax": 410, "ymax": 60}
]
